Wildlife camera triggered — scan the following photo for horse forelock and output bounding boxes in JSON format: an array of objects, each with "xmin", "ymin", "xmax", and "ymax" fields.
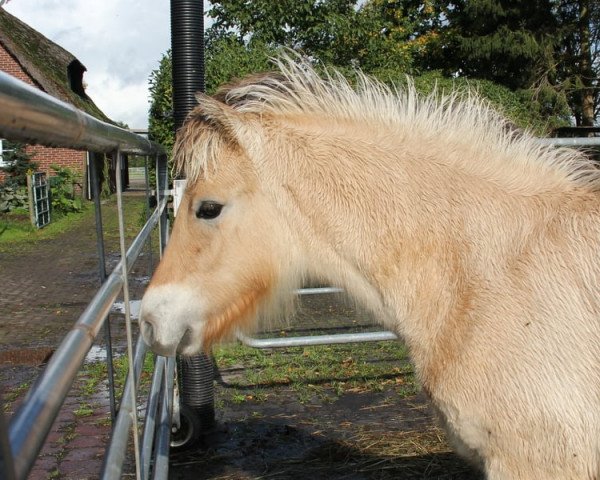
[
  {"xmin": 172, "ymin": 111, "xmax": 238, "ymax": 184},
  {"xmin": 176, "ymin": 52, "xmax": 600, "ymax": 193}
]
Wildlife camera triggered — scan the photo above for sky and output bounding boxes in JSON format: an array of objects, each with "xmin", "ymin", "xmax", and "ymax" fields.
[{"xmin": 4, "ymin": 1, "xmax": 210, "ymax": 129}]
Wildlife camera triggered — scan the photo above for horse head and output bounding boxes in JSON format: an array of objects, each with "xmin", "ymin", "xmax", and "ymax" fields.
[{"xmin": 140, "ymin": 94, "xmax": 300, "ymax": 356}]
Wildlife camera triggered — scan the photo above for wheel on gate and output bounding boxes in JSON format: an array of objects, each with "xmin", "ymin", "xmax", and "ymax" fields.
[{"xmin": 170, "ymin": 404, "xmax": 201, "ymax": 451}]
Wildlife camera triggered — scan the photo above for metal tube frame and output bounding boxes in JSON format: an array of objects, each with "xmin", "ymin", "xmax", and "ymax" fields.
[
  {"xmin": 8, "ymin": 194, "xmax": 168, "ymax": 480},
  {"xmin": 89, "ymin": 151, "xmax": 118, "ymax": 422},
  {"xmin": 152, "ymin": 357, "xmax": 175, "ymax": 480},
  {"xmin": 0, "ymin": 71, "xmax": 161, "ymax": 155},
  {"xmin": 0, "ymin": 72, "xmax": 174, "ymax": 480},
  {"xmin": 141, "ymin": 355, "xmax": 165, "ymax": 480},
  {"xmin": 115, "ymin": 150, "xmax": 143, "ymax": 480}
]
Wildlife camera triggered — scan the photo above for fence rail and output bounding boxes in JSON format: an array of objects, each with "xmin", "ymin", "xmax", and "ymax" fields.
[
  {"xmin": 0, "ymin": 70, "xmax": 171, "ymax": 480},
  {"xmin": 0, "ymin": 71, "xmax": 162, "ymax": 155}
]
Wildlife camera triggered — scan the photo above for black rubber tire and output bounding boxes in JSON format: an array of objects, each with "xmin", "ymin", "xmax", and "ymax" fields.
[{"xmin": 170, "ymin": 404, "xmax": 201, "ymax": 451}]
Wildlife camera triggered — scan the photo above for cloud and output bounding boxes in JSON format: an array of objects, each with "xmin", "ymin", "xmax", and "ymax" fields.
[
  {"xmin": 5, "ymin": 0, "xmax": 173, "ymax": 128},
  {"xmin": 86, "ymin": 73, "xmax": 151, "ymax": 129}
]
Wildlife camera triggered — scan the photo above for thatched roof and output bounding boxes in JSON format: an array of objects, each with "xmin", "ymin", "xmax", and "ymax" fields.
[{"xmin": 0, "ymin": 8, "xmax": 113, "ymax": 123}]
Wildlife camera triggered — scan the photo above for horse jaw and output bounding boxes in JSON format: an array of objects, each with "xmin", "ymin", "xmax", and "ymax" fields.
[{"xmin": 139, "ymin": 283, "xmax": 207, "ymax": 356}]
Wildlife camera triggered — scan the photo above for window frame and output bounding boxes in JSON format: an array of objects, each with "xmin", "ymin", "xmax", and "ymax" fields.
[{"xmin": 0, "ymin": 139, "xmax": 15, "ymax": 168}]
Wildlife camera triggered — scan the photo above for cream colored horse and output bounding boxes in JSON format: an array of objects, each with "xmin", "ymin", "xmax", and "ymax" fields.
[{"xmin": 140, "ymin": 56, "xmax": 600, "ymax": 479}]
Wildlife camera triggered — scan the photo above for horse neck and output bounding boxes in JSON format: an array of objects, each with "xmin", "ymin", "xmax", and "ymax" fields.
[{"xmin": 259, "ymin": 120, "xmax": 592, "ymax": 335}]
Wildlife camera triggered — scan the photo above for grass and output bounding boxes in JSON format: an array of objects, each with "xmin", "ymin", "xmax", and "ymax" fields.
[
  {"xmin": 0, "ymin": 193, "xmax": 155, "ymax": 254},
  {"xmin": 73, "ymin": 403, "xmax": 94, "ymax": 417},
  {"xmin": 0, "ymin": 205, "xmax": 93, "ymax": 252},
  {"xmin": 181, "ymin": 338, "xmax": 478, "ymax": 479},
  {"xmin": 74, "ymin": 352, "xmax": 157, "ymax": 428},
  {"xmin": 2, "ymin": 381, "xmax": 31, "ymax": 412},
  {"xmin": 213, "ymin": 339, "xmax": 418, "ymax": 405},
  {"xmin": 79, "ymin": 352, "xmax": 156, "ymax": 401}
]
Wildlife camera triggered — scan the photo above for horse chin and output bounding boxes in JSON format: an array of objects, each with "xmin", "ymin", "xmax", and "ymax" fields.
[
  {"xmin": 150, "ymin": 343, "xmax": 178, "ymax": 358},
  {"xmin": 175, "ymin": 328, "xmax": 205, "ymax": 356}
]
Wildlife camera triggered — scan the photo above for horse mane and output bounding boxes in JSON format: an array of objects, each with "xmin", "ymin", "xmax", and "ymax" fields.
[{"xmin": 176, "ymin": 53, "xmax": 600, "ymax": 193}]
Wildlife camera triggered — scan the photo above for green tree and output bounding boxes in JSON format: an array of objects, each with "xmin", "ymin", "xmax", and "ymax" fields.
[
  {"xmin": 148, "ymin": 51, "xmax": 175, "ymax": 155},
  {"xmin": 357, "ymin": 0, "xmax": 445, "ymax": 74},
  {"xmin": 441, "ymin": 1, "xmax": 559, "ymax": 90},
  {"xmin": 439, "ymin": 0, "xmax": 598, "ymax": 127},
  {"xmin": 205, "ymin": 34, "xmax": 275, "ymax": 93},
  {"xmin": 554, "ymin": 0, "xmax": 600, "ymax": 126},
  {"xmin": 207, "ymin": 0, "xmax": 360, "ymax": 65},
  {"xmin": 205, "ymin": 0, "xmax": 443, "ymax": 73},
  {"xmin": 49, "ymin": 165, "xmax": 83, "ymax": 216},
  {"xmin": 1, "ymin": 141, "xmax": 37, "ymax": 186},
  {"xmin": 148, "ymin": 0, "xmax": 570, "ymax": 147}
]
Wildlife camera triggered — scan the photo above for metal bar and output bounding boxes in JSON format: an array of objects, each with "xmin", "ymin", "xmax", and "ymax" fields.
[
  {"xmin": 100, "ymin": 336, "xmax": 148, "ymax": 480},
  {"xmin": 236, "ymin": 287, "xmax": 398, "ymax": 349},
  {"xmin": 538, "ymin": 137, "xmax": 600, "ymax": 147},
  {"xmin": 152, "ymin": 357, "xmax": 175, "ymax": 480},
  {"xmin": 141, "ymin": 356, "xmax": 165, "ymax": 480},
  {"xmin": 156, "ymin": 154, "xmax": 169, "ymax": 256},
  {"xmin": 143, "ymin": 156, "xmax": 154, "ymax": 280},
  {"xmin": 0, "ymin": 71, "xmax": 163, "ymax": 155},
  {"xmin": 8, "ymin": 197, "xmax": 167, "ymax": 480},
  {"xmin": 237, "ymin": 330, "xmax": 398, "ymax": 349},
  {"xmin": 115, "ymin": 150, "xmax": 143, "ymax": 480},
  {"xmin": 297, "ymin": 287, "xmax": 344, "ymax": 295},
  {"xmin": 89, "ymin": 152, "xmax": 117, "ymax": 423},
  {"xmin": 0, "ymin": 405, "xmax": 15, "ymax": 480}
]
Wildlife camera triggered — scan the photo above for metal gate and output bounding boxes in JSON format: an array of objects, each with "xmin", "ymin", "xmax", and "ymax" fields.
[
  {"xmin": 28, "ymin": 171, "xmax": 50, "ymax": 228},
  {"xmin": 0, "ymin": 70, "xmax": 173, "ymax": 480}
]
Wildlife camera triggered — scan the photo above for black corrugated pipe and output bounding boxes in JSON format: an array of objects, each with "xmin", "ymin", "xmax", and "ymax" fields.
[
  {"xmin": 171, "ymin": 0, "xmax": 205, "ymax": 131},
  {"xmin": 170, "ymin": 0, "xmax": 215, "ymax": 445}
]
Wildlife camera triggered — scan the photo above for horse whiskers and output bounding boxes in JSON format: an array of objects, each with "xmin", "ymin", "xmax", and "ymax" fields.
[{"xmin": 202, "ymin": 285, "xmax": 268, "ymax": 349}]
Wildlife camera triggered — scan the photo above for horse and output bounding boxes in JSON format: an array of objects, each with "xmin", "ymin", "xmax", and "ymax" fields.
[{"xmin": 140, "ymin": 55, "xmax": 600, "ymax": 479}]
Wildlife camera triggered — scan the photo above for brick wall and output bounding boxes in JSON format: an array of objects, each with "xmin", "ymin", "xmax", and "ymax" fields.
[
  {"xmin": 0, "ymin": 43, "xmax": 37, "ymax": 86},
  {"xmin": 25, "ymin": 145, "xmax": 86, "ymax": 175},
  {"xmin": 0, "ymin": 44, "xmax": 86, "ymax": 183}
]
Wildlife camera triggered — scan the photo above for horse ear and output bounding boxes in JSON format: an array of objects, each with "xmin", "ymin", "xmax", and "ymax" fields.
[{"xmin": 193, "ymin": 93, "xmax": 257, "ymax": 150}]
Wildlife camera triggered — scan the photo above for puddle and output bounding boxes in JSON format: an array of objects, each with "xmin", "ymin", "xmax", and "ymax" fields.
[
  {"xmin": 85, "ymin": 344, "xmax": 110, "ymax": 363},
  {"xmin": 111, "ymin": 300, "xmax": 142, "ymax": 319},
  {"xmin": 133, "ymin": 275, "xmax": 151, "ymax": 285}
]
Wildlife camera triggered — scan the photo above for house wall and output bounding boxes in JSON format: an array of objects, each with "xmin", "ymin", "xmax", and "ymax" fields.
[
  {"xmin": 25, "ymin": 146, "xmax": 86, "ymax": 177},
  {"xmin": 0, "ymin": 43, "xmax": 86, "ymax": 183},
  {"xmin": 0, "ymin": 43, "xmax": 35, "ymax": 84}
]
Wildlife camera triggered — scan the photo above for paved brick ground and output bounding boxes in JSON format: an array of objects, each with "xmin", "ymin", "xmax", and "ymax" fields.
[{"xmin": 0, "ymin": 193, "xmax": 156, "ymax": 479}]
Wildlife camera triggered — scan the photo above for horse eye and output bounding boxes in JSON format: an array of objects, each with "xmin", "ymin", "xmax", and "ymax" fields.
[{"xmin": 196, "ymin": 201, "xmax": 223, "ymax": 220}]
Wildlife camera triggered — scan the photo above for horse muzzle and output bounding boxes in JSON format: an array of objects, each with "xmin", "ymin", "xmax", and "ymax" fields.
[
  {"xmin": 140, "ymin": 317, "xmax": 177, "ymax": 357},
  {"xmin": 139, "ymin": 283, "xmax": 205, "ymax": 357}
]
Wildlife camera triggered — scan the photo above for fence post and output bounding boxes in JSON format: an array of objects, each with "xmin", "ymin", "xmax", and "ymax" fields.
[
  {"xmin": 89, "ymin": 152, "xmax": 117, "ymax": 422},
  {"xmin": 0, "ymin": 405, "xmax": 15, "ymax": 480}
]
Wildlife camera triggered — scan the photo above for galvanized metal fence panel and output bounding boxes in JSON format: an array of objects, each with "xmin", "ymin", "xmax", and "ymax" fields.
[{"xmin": 0, "ymin": 70, "xmax": 173, "ymax": 480}]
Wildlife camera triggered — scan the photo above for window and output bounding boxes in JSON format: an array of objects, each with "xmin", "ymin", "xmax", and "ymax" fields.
[{"xmin": 0, "ymin": 139, "xmax": 14, "ymax": 168}]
